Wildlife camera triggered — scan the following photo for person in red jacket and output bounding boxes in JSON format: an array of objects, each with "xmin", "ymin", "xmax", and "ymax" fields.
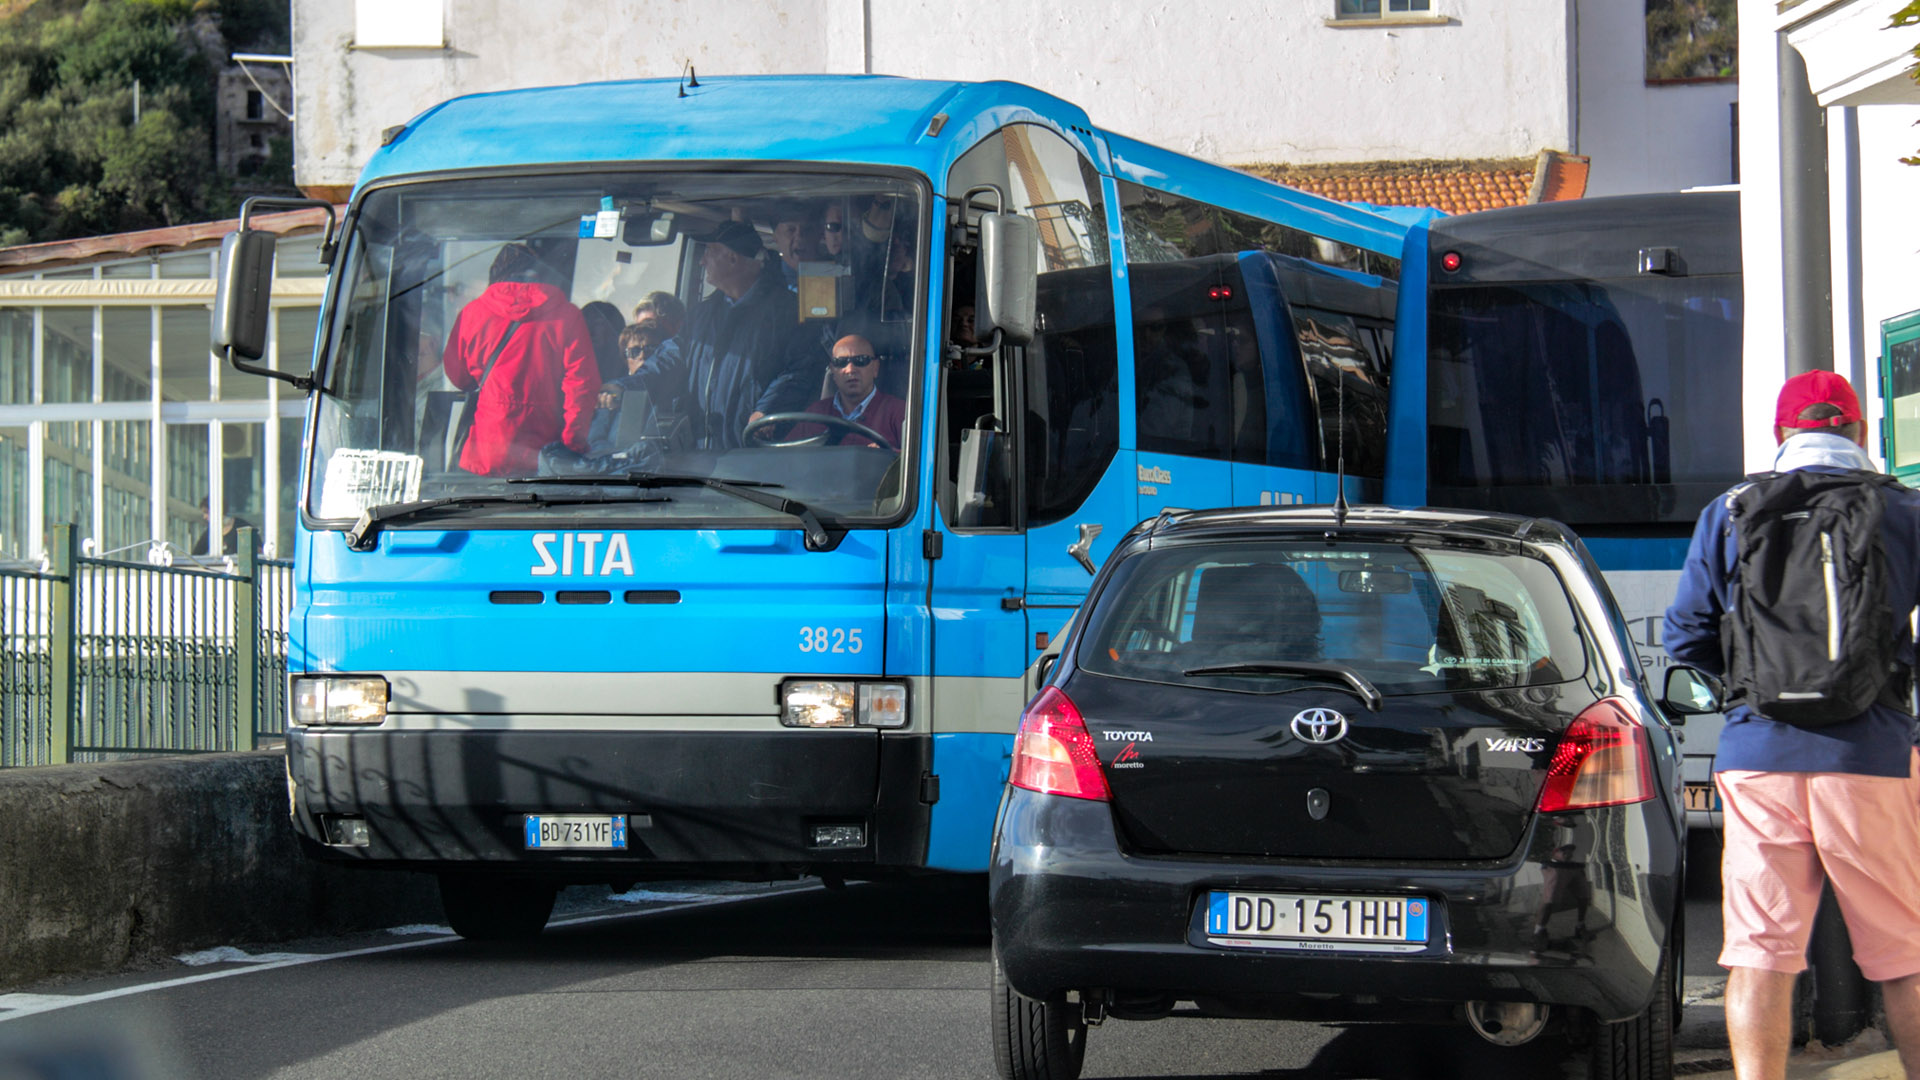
[{"xmin": 442, "ymin": 243, "xmax": 598, "ymax": 476}]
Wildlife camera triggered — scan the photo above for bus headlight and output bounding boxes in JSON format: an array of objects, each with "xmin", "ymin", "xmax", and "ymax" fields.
[
  {"xmin": 781, "ymin": 680, "xmax": 909, "ymax": 728},
  {"xmin": 292, "ymin": 675, "xmax": 390, "ymax": 727},
  {"xmin": 783, "ymin": 682, "xmax": 856, "ymax": 727}
]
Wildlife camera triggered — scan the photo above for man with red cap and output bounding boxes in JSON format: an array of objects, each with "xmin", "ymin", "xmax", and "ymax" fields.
[{"xmin": 1666, "ymin": 371, "xmax": 1920, "ymax": 1079}]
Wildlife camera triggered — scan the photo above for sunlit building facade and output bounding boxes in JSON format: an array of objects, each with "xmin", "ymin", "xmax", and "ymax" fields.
[{"xmin": 0, "ymin": 215, "xmax": 327, "ymax": 562}]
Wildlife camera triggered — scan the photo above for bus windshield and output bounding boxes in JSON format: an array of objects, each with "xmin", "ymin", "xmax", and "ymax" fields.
[
  {"xmin": 1427, "ymin": 274, "xmax": 1743, "ymax": 524},
  {"xmin": 307, "ymin": 169, "xmax": 923, "ymax": 530}
]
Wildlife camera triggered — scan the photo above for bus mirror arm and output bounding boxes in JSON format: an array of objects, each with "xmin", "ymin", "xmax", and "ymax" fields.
[
  {"xmin": 214, "ymin": 196, "xmax": 339, "ymax": 393},
  {"xmin": 945, "ymin": 327, "xmax": 1003, "ymax": 364}
]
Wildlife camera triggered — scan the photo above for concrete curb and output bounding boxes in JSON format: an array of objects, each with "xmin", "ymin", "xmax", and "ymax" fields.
[{"xmin": 0, "ymin": 750, "xmax": 439, "ymax": 991}]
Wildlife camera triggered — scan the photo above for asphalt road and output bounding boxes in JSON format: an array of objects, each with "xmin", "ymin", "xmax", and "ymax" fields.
[{"xmin": 0, "ymin": 878, "xmax": 1729, "ymax": 1080}]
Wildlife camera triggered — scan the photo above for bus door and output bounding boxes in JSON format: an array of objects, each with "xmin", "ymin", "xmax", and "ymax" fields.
[
  {"xmin": 1263, "ymin": 255, "xmax": 1399, "ymax": 505},
  {"xmin": 925, "ymin": 121, "xmax": 1126, "ymax": 869},
  {"xmin": 927, "ymin": 325, "xmax": 1026, "ymax": 870},
  {"xmin": 1226, "ymin": 252, "xmax": 1321, "ymax": 508}
]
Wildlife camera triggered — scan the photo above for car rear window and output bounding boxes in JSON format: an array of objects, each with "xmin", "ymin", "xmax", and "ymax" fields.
[{"xmin": 1076, "ymin": 539, "xmax": 1587, "ymax": 696}]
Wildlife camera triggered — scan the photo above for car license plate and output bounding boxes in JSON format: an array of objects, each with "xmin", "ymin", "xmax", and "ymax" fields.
[
  {"xmin": 1206, "ymin": 891, "xmax": 1428, "ymax": 952},
  {"xmin": 1684, "ymin": 782, "xmax": 1720, "ymax": 812},
  {"xmin": 523, "ymin": 814, "xmax": 627, "ymax": 850}
]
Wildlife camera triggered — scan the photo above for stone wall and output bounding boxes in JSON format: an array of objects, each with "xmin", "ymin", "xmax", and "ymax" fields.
[{"xmin": 0, "ymin": 751, "xmax": 438, "ymax": 991}]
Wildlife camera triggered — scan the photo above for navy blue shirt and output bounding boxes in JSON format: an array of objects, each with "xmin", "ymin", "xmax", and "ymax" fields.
[{"xmin": 1664, "ymin": 433, "xmax": 1920, "ymax": 777}]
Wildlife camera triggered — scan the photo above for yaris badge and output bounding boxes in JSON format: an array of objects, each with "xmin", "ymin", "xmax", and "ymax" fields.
[{"xmin": 1291, "ymin": 708, "xmax": 1349, "ymax": 745}]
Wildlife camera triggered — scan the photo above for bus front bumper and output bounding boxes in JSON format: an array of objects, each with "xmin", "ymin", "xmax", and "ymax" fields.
[{"xmin": 286, "ymin": 727, "xmax": 933, "ymax": 876}]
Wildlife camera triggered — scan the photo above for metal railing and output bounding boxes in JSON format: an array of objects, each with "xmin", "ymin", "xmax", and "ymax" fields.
[{"xmin": 0, "ymin": 524, "xmax": 293, "ymax": 767}]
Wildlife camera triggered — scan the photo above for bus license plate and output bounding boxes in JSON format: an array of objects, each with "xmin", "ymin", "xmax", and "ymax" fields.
[
  {"xmin": 1206, "ymin": 891, "xmax": 1428, "ymax": 951},
  {"xmin": 524, "ymin": 814, "xmax": 627, "ymax": 850},
  {"xmin": 1684, "ymin": 783, "xmax": 1720, "ymax": 812}
]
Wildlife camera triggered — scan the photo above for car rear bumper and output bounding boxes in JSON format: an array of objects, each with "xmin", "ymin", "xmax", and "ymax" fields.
[
  {"xmin": 287, "ymin": 727, "xmax": 933, "ymax": 877},
  {"xmin": 989, "ymin": 788, "xmax": 1680, "ymax": 1023}
]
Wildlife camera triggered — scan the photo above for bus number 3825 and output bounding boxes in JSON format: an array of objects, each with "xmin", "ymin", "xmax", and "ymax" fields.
[{"xmin": 799, "ymin": 626, "xmax": 864, "ymax": 653}]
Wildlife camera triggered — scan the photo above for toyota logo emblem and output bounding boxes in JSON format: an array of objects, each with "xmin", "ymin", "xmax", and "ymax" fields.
[{"xmin": 1291, "ymin": 708, "xmax": 1349, "ymax": 745}]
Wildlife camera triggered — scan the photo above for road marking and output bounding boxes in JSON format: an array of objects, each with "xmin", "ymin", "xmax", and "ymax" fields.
[
  {"xmin": 0, "ymin": 887, "xmax": 808, "ymax": 1024},
  {"xmin": 177, "ymin": 946, "xmax": 318, "ymax": 966}
]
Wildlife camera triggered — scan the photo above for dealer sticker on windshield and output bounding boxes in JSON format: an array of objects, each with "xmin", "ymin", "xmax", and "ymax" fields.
[{"xmin": 1206, "ymin": 890, "xmax": 1429, "ymax": 953}]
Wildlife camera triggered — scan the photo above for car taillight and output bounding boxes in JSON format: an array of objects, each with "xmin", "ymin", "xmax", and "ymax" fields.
[
  {"xmin": 1009, "ymin": 686, "xmax": 1111, "ymax": 802},
  {"xmin": 1537, "ymin": 698, "xmax": 1654, "ymax": 812}
]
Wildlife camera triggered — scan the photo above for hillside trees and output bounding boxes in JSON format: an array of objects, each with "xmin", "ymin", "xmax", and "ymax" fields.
[
  {"xmin": 1645, "ymin": 0, "xmax": 1737, "ymax": 81},
  {"xmin": 0, "ymin": 0, "xmax": 288, "ymax": 246}
]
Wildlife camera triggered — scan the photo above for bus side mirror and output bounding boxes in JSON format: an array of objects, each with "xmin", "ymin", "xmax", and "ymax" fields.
[
  {"xmin": 212, "ymin": 196, "xmax": 337, "ymax": 393},
  {"xmin": 213, "ymin": 229, "xmax": 276, "ymax": 362},
  {"xmin": 976, "ymin": 212, "xmax": 1037, "ymax": 347}
]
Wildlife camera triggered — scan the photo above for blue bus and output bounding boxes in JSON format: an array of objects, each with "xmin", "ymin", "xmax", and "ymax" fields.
[
  {"xmin": 213, "ymin": 76, "xmax": 1409, "ymax": 938},
  {"xmin": 1387, "ymin": 189, "xmax": 1745, "ymax": 834}
]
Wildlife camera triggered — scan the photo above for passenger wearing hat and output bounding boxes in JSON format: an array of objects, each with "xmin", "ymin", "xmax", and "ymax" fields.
[
  {"xmin": 1665, "ymin": 371, "xmax": 1920, "ymax": 1079},
  {"xmin": 639, "ymin": 219, "xmax": 820, "ymax": 449}
]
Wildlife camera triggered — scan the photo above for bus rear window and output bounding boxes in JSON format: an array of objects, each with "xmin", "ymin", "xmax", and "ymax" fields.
[{"xmin": 1427, "ymin": 277, "xmax": 1743, "ymax": 524}]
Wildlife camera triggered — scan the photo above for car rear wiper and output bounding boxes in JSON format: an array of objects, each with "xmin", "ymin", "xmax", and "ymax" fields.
[
  {"xmin": 512, "ymin": 471, "xmax": 840, "ymax": 552},
  {"xmin": 344, "ymin": 491, "xmax": 667, "ymax": 552},
  {"xmin": 1180, "ymin": 660, "xmax": 1384, "ymax": 712}
]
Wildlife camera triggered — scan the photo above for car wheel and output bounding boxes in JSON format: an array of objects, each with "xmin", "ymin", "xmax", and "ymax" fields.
[
  {"xmin": 991, "ymin": 949, "xmax": 1087, "ymax": 1080},
  {"xmin": 438, "ymin": 874, "xmax": 556, "ymax": 940},
  {"xmin": 1590, "ymin": 946, "xmax": 1675, "ymax": 1080}
]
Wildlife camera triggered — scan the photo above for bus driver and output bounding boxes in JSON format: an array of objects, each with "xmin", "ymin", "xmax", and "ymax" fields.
[{"xmin": 786, "ymin": 333, "xmax": 906, "ymax": 449}]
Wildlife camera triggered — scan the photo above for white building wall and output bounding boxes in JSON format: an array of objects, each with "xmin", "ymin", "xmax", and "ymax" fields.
[
  {"xmin": 864, "ymin": 0, "xmax": 1573, "ymax": 165},
  {"xmin": 1855, "ymin": 104, "xmax": 1920, "ymax": 432},
  {"xmin": 292, "ymin": 0, "xmax": 1577, "ymax": 190},
  {"xmin": 295, "ymin": 0, "xmax": 838, "ymax": 188},
  {"xmin": 1574, "ymin": 0, "xmax": 1738, "ymax": 196},
  {"xmin": 1738, "ymin": 0, "xmax": 1786, "ymax": 471},
  {"xmin": 1738, "ymin": 0, "xmax": 1920, "ymax": 472}
]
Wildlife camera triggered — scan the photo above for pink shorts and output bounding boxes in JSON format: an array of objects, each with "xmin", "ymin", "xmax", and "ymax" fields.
[{"xmin": 1718, "ymin": 750, "xmax": 1920, "ymax": 982}]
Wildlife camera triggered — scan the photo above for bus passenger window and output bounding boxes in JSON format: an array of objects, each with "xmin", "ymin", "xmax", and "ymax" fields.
[
  {"xmin": 1292, "ymin": 306, "xmax": 1390, "ymax": 478},
  {"xmin": 1121, "ymin": 180, "xmax": 1374, "ymax": 471}
]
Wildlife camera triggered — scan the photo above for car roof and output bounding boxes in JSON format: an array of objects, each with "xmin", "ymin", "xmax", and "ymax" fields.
[{"xmin": 1127, "ymin": 505, "xmax": 1581, "ymax": 550}]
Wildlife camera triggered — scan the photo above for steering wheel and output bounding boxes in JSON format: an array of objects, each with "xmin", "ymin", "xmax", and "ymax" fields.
[{"xmin": 742, "ymin": 412, "xmax": 894, "ymax": 450}]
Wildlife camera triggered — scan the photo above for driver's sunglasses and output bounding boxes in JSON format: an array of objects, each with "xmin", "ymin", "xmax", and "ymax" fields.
[
  {"xmin": 823, "ymin": 221, "xmax": 845, "ymax": 233},
  {"xmin": 625, "ymin": 346, "xmax": 648, "ymax": 359},
  {"xmin": 828, "ymin": 354, "xmax": 877, "ymax": 369}
]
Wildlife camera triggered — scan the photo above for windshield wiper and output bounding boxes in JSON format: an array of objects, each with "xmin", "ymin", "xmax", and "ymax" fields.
[
  {"xmin": 1179, "ymin": 660, "xmax": 1384, "ymax": 712},
  {"xmin": 513, "ymin": 471, "xmax": 841, "ymax": 552},
  {"xmin": 343, "ymin": 491, "xmax": 667, "ymax": 552}
]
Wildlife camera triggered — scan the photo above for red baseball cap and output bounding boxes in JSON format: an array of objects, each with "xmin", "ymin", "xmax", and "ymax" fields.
[{"xmin": 1774, "ymin": 370, "xmax": 1863, "ymax": 432}]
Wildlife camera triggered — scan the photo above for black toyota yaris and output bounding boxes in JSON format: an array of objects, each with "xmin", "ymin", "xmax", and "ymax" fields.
[{"xmin": 988, "ymin": 507, "xmax": 1715, "ymax": 1080}]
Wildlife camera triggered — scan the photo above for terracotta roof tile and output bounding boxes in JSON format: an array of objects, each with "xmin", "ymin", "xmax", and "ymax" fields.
[
  {"xmin": 1241, "ymin": 152, "xmax": 1588, "ymax": 215},
  {"xmin": 0, "ymin": 206, "xmax": 341, "ymax": 273}
]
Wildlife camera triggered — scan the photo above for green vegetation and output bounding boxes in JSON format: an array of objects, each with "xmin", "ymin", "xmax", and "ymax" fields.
[
  {"xmin": 1645, "ymin": 0, "xmax": 1737, "ymax": 82},
  {"xmin": 0, "ymin": 0, "xmax": 289, "ymax": 247}
]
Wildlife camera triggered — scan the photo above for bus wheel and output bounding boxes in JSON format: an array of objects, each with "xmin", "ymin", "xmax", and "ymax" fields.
[
  {"xmin": 991, "ymin": 948, "xmax": 1086, "ymax": 1080},
  {"xmin": 438, "ymin": 874, "xmax": 556, "ymax": 940}
]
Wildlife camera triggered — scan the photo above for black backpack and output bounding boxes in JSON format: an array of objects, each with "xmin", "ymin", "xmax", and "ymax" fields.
[{"xmin": 1722, "ymin": 469, "xmax": 1909, "ymax": 727}]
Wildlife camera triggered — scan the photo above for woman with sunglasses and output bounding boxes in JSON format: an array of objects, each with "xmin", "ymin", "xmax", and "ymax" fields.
[{"xmin": 587, "ymin": 295, "xmax": 686, "ymax": 454}]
